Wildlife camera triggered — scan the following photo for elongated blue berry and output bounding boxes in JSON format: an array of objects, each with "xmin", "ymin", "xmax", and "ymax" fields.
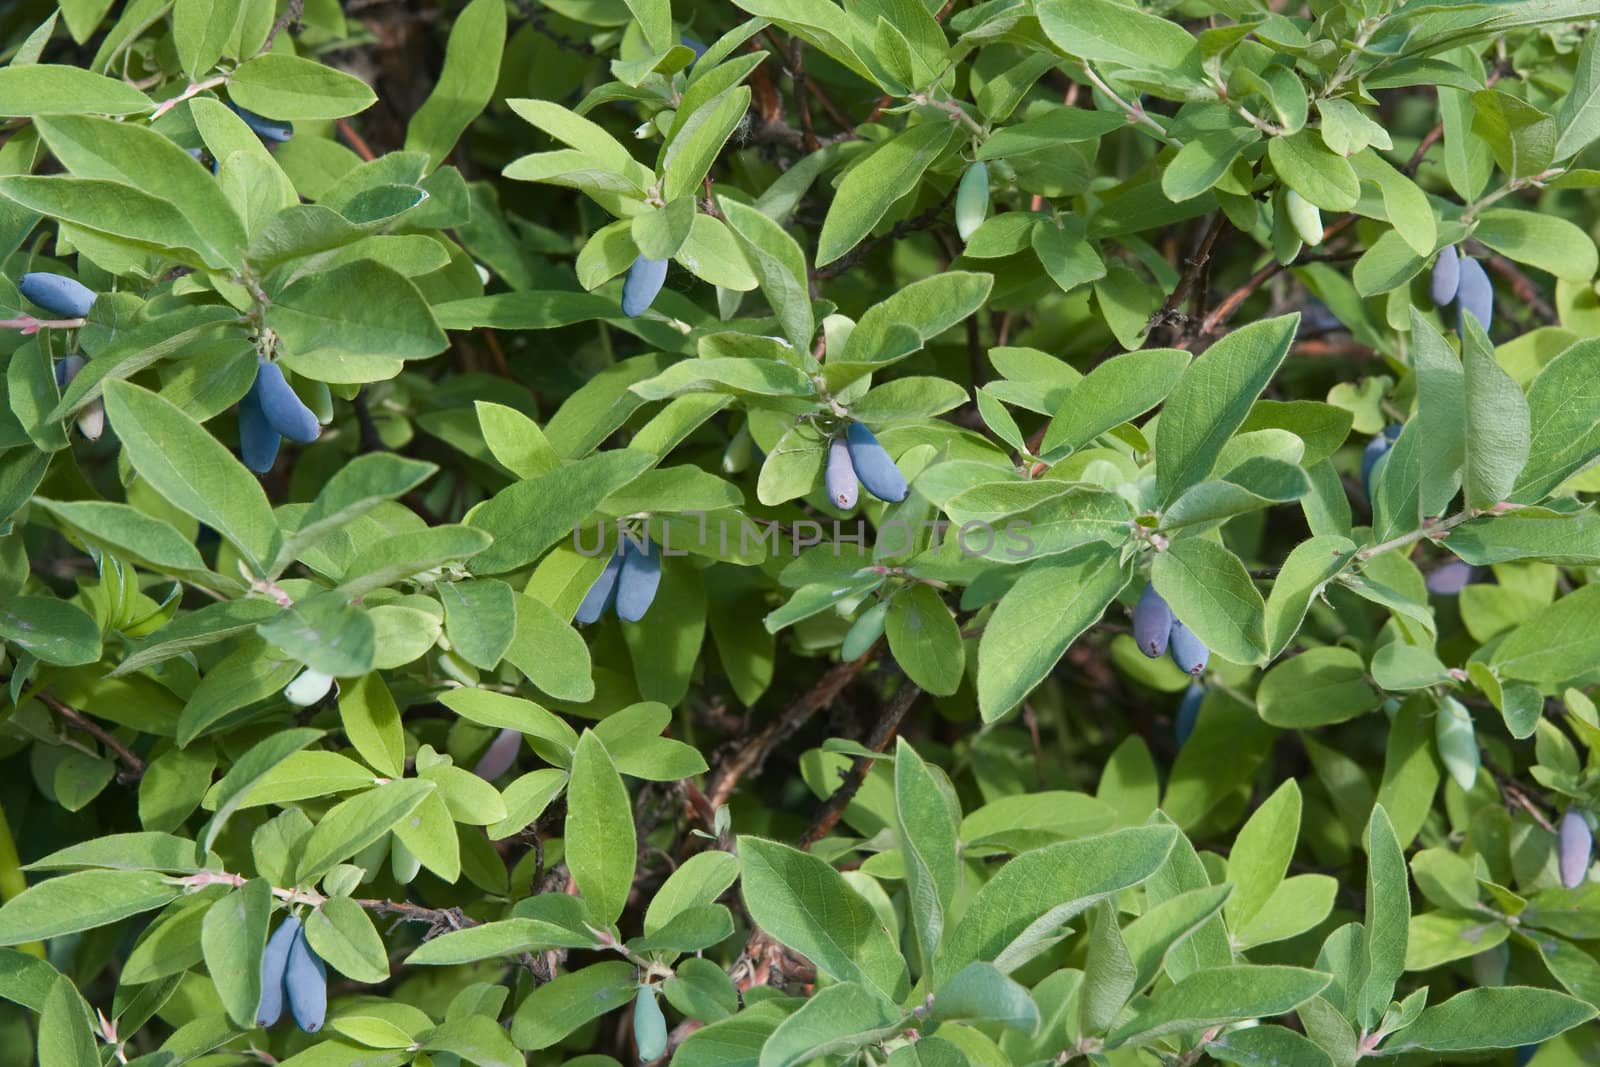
[
  {"xmin": 1456, "ymin": 254, "xmax": 1494, "ymax": 333},
  {"xmin": 474, "ymin": 727, "xmax": 522, "ymax": 780},
  {"xmin": 634, "ymin": 984, "xmax": 668, "ymax": 1062},
  {"xmin": 1515, "ymin": 1045, "xmax": 1537, "ymax": 1067},
  {"xmin": 1430, "ymin": 244, "xmax": 1460, "ymax": 307},
  {"xmin": 227, "ymin": 100, "xmax": 294, "ymax": 143},
  {"xmin": 1560, "ymin": 809, "xmax": 1592, "ymax": 889},
  {"xmin": 1168, "ymin": 619, "xmax": 1208, "ymax": 676},
  {"xmin": 257, "ymin": 915, "xmax": 300, "ymax": 1027},
  {"xmin": 238, "ymin": 382, "xmax": 281, "ymax": 473},
  {"xmin": 845, "ymin": 422, "xmax": 907, "ymax": 503},
  {"xmin": 1175, "ymin": 683, "xmax": 1204, "ymax": 746},
  {"xmin": 19, "ymin": 272, "xmax": 95, "ymax": 318},
  {"xmin": 285, "ymin": 923, "xmax": 327, "ymax": 1032},
  {"xmin": 576, "ymin": 548, "xmax": 625, "ymax": 624},
  {"xmin": 621, "ymin": 256, "xmax": 668, "ymax": 317},
  {"xmin": 955, "ymin": 162, "xmax": 990, "ymax": 242},
  {"xmin": 253, "ymin": 359, "xmax": 320, "ymax": 443},
  {"xmin": 615, "ymin": 538, "xmax": 662, "ymax": 623},
  {"xmin": 53, "ymin": 355, "xmax": 84, "ymax": 390},
  {"xmin": 826, "ymin": 437, "xmax": 859, "ymax": 509},
  {"xmin": 1133, "ymin": 584, "xmax": 1172, "ymax": 658},
  {"xmin": 681, "ymin": 35, "xmax": 708, "ymax": 61}
]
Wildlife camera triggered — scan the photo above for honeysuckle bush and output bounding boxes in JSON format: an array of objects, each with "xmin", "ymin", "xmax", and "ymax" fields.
[{"xmin": 3, "ymin": 0, "xmax": 1600, "ymax": 1066}]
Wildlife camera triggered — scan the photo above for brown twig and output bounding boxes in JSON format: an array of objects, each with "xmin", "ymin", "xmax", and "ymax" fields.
[
  {"xmin": 798, "ymin": 681, "xmax": 921, "ymax": 847},
  {"xmin": 1144, "ymin": 214, "xmax": 1229, "ymax": 346},
  {"xmin": 705, "ymin": 647, "xmax": 878, "ymax": 810},
  {"xmin": 258, "ymin": 0, "xmax": 305, "ymax": 55},
  {"xmin": 336, "ymin": 118, "xmax": 377, "ymax": 162},
  {"xmin": 1193, "ymin": 214, "xmax": 1360, "ymax": 343},
  {"xmin": 1482, "ymin": 254, "xmax": 1559, "ymax": 325},
  {"xmin": 39, "ymin": 694, "xmax": 145, "ymax": 782}
]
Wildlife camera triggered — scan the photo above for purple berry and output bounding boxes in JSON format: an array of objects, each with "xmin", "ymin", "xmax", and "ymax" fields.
[
  {"xmin": 1133, "ymin": 584, "xmax": 1173, "ymax": 658},
  {"xmin": 1456, "ymin": 255, "xmax": 1494, "ymax": 333},
  {"xmin": 1430, "ymin": 244, "xmax": 1460, "ymax": 307},
  {"xmin": 1168, "ymin": 619, "xmax": 1209, "ymax": 676}
]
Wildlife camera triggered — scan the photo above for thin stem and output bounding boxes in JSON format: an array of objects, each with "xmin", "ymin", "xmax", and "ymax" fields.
[
  {"xmin": 1082, "ymin": 64, "xmax": 1180, "ymax": 146},
  {"xmin": 0, "ymin": 314, "xmax": 86, "ymax": 334},
  {"xmin": 39, "ymin": 694, "xmax": 146, "ymax": 781},
  {"xmin": 149, "ymin": 75, "xmax": 228, "ymax": 121},
  {"xmin": 1355, "ymin": 508, "xmax": 1481, "ymax": 563}
]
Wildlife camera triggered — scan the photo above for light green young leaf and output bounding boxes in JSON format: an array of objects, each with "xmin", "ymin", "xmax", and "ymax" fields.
[{"xmin": 565, "ymin": 732, "xmax": 636, "ymax": 928}]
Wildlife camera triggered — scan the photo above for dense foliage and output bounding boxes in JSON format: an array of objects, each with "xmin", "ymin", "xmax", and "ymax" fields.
[{"xmin": 1, "ymin": 0, "xmax": 1600, "ymax": 1064}]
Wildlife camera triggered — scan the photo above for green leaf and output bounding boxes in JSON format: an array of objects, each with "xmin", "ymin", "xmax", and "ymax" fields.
[
  {"xmin": 296, "ymin": 779, "xmax": 436, "ymax": 884},
  {"xmin": 0, "ymin": 869, "xmax": 181, "ymax": 945},
  {"xmin": 894, "ymin": 738, "xmax": 959, "ymax": 964},
  {"xmin": 1358, "ymin": 804, "xmax": 1409, "ymax": 1031},
  {"xmin": 305, "ymin": 896, "xmax": 389, "ymax": 984},
  {"xmin": 1459, "ymin": 315, "xmax": 1530, "ymax": 509},
  {"xmin": 565, "ymin": 732, "xmax": 635, "ymax": 928},
  {"xmin": 1262, "ymin": 535, "xmax": 1357, "ymax": 657},
  {"xmin": 1491, "ymin": 583, "xmax": 1600, "ymax": 685},
  {"xmin": 885, "ymin": 585, "xmax": 964, "ymax": 696},
  {"xmin": 229, "ymin": 54, "xmax": 378, "ymax": 119},
  {"xmin": 1107, "ymin": 965, "xmax": 1331, "ymax": 1048},
  {"xmin": 1472, "ymin": 89, "xmax": 1556, "ymax": 181},
  {"xmin": 1151, "ymin": 537, "xmax": 1267, "ymax": 666},
  {"xmin": 467, "ymin": 449, "xmax": 653, "ymax": 574},
  {"xmin": 272, "ymin": 453, "xmax": 437, "ymax": 576},
  {"xmin": 757, "ymin": 981, "xmax": 902, "ymax": 1067},
  {"xmin": 816, "ymin": 121, "xmax": 956, "ymax": 267},
  {"xmin": 439, "ymin": 688, "xmax": 578, "ymax": 766},
  {"xmin": 37, "ymin": 976, "xmax": 97, "ymax": 1067},
  {"xmin": 738, "ymin": 835, "xmax": 910, "ymax": 1002},
  {"xmin": 258, "ymin": 590, "xmax": 375, "ymax": 678},
  {"xmin": 267, "ymin": 260, "xmax": 448, "ymax": 383},
  {"xmin": 1268, "ymin": 132, "xmax": 1359, "ymax": 210},
  {"xmin": 1556, "ymin": 31, "xmax": 1600, "ymax": 161},
  {"xmin": 829, "ymin": 271, "xmax": 993, "ymax": 388},
  {"xmin": 1041, "ymin": 348, "xmax": 1190, "ymax": 454},
  {"xmin": 719, "ymin": 196, "xmax": 815, "ymax": 354},
  {"xmin": 0, "ymin": 597, "xmax": 100, "ymax": 667},
  {"xmin": 200, "ymin": 878, "xmax": 271, "ymax": 1028},
  {"xmin": 102, "ymin": 380, "xmax": 277, "ymax": 574},
  {"xmin": 1514, "ymin": 338, "xmax": 1600, "ymax": 502},
  {"xmin": 403, "ymin": 0, "xmax": 506, "ymax": 170},
  {"xmin": 936, "ymin": 824, "xmax": 1178, "ymax": 985},
  {"xmin": 632, "ymin": 357, "xmax": 815, "ymax": 401},
  {"xmin": 0, "ymin": 64, "xmax": 152, "ymax": 116},
  {"xmin": 663, "ymin": 87, "xmax": 752, "ymax": 201},
  {"xmin": 439, "ymin": 579, "xmax": 516, "ymax": 670},
  {"xmin": 977, "ymin": 541, "xmax": 1130, "ymax": 721},
  {"xmin": 1256, "ymin": 647, "xmax": 1379, "ymax": 728},
  {"xmin": 1225, "ymin": 780, "xmax": 1301, "ymax": 931},
  {"xmin": 1381, "ymin": 987, "xmax": 1596, "ymax": 1053},
  {"xmin": 510, "ymin": 960, "xmax": 637, "ymax": 1050},
  {"xmin": 1036, "ymin": 0, "xmax": 1200, "ymax": 73},
  {"xmin": 1155, "ymin": 314, "xmax": 1297, "ymax": 505}
]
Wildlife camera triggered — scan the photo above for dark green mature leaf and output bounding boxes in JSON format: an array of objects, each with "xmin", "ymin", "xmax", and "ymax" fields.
[
  {"xmin": 1359, "ymin": 805, "xmax": 1409, "ymax": 1031},
  {"xmin": 1151, "ymin": 537, "xmax": 1266, "ymax": 665}
]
